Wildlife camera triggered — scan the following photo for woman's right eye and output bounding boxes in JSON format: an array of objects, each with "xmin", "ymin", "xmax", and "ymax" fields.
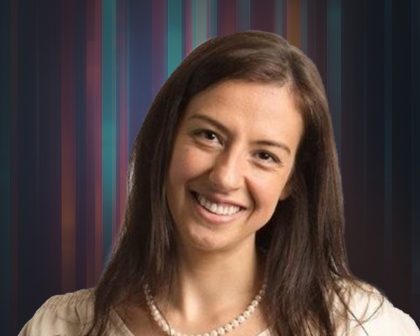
[{"xmin": 194, "ymin": 129, "xmax": 222, "ymax": 144}]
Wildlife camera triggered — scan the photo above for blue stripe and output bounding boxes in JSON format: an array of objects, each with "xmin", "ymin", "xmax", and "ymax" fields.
[
  {"xmin": 236, "ymin": 0, "xmax": 250, "ymax": 31},
  {"xmin": 208, "ymin": 0, "xmax": 218, "ymax": 37}
]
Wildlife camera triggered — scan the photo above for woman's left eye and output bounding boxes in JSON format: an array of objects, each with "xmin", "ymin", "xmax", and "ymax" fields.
[{"xmin": 255, "ymin": 151, "xmax": 280, "ymax": 164}]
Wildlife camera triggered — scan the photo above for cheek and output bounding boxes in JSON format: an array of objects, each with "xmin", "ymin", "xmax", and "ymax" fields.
[
  {"xmin": 168, "ymin": 145, "xmax": 211, "ymax": 187},
  {"xmin": 250, "ymin": 174, "xmax": 288, "ymax": 214}
]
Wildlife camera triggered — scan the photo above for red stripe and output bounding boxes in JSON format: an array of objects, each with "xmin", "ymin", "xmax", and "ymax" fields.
[
  {"xmin": 60, "ymin": 0, "xmax": 76, "ymax": 292},
  {"xmin": 152, "ymin": 0, "xmax": 167, "ymax": 93},
  {"xmin": 251, "ymin": 0, "xmax": 276, "ymax": 32},
  {"xmin": 86, "ymin": 0, "xmax": 103, "ymax": 285},
  {"xmin": 218, "ymin": 0, "xmax": 237, "ymax": 36},
  {"xmin": 184, "ymin": 0, "xmax": 193, "ymax": 55}
]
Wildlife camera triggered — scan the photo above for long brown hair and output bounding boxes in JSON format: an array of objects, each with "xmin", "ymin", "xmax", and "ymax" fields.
[{"xmin": 88, "ymin": 31, "xmax": 369, "ymax": 335}]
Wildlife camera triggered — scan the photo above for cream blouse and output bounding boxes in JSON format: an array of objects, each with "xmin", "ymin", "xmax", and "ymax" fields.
[{"xmin": 19, "ymin": 286, "xmax": 419, "ymax": 336}]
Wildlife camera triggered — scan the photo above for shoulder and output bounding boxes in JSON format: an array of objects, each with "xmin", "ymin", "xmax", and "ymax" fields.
[
  {"xmin": 333, "ymin": 281, "xmax": 420, "ymax": 336},
  {"xmin": 19, "ymin": 288, "xmax": 95, "ymax": 335}
]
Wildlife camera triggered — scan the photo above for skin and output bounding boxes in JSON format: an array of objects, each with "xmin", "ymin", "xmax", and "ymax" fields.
[{"xmin": 122, "ymin": 80, "xmax": 303, "ymax": 335}]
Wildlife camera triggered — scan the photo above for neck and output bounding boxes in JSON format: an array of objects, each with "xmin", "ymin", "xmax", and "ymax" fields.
[{"xmin": 160, "ymin": 240, "xmax": 264, "ymax": 322}]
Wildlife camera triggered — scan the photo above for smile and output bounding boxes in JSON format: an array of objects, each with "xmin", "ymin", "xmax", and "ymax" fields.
[{"xmin": 193, "ymin": 192, "xmax": 242, "ymax": 216}]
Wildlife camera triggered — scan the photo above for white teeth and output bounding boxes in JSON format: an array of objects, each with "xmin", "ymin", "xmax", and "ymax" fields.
[{"xmin": 196, "ymin": 193, "xmax": 241, "ymax": 216}]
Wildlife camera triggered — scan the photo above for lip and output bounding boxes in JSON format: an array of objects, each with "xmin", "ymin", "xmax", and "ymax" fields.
[{"xmin": 190, "ymin": 191, "xmax": 246, "ymax": 224}]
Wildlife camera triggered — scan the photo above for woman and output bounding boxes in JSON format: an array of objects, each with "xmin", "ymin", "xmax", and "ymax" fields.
[{"xmin": 20, "ymin": 31, "xmax": 419, "ymax": 336}]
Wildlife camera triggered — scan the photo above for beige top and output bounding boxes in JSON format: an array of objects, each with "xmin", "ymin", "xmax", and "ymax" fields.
[{"xmin": 19, "ymin": 287, "xmax": 419, "ymax": 336}]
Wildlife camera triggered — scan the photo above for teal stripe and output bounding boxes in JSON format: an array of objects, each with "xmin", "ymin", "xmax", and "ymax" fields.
[
  {"xmin": 0, "ymin": 0, "xmax": 11, "ymax": 332},
  {"xmin": 192, "ymin": 0, "xmax": 208, "ymax": 48},
  {"xmin": 326, "ymin": 0, "xmax": 341, "ymax": 153},
  {"xmin": 167, "ymin": 0, "xmax": 183, "ymax": 77},
  {"xmin": 384, "ymin": 0, "xmax": 393, "ymax": 280},
  {"xmin": 208, "ymin": 0, "xmax": 218, "ymax": 38},
  {"xmin": 102, "ymin": 0, "xmax": 117, "ymax": 263},
  {"xmin": 275, "ymin": 0, "xmax": 284, "ymax": 36},
  {"xmin": 236, "ymin": 0, "xmax": 250, "ymax": 31}
]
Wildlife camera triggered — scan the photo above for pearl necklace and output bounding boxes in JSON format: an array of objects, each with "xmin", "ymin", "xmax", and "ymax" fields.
[{"xmin": 144, "ymin": 282, "xmax": 266, "ymax": 336}]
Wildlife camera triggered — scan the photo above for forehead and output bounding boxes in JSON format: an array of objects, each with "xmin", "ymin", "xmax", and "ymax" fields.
[{"xmin": 183, "ymin": 80, "xmax": 302, "ymax": 138}]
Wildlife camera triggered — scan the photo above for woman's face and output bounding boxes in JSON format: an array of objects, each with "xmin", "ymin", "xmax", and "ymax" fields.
[{"xmin": 166, "ymin": 80, "xmax": 303, "ymax": 253}]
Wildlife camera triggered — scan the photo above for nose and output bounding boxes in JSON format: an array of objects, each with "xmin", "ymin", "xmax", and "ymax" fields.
[{"xmin": 208, "ymin": 149, "xmax": 244, "ymax": 192}]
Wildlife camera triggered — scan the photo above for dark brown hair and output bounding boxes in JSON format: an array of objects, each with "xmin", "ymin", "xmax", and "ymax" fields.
[{"xmin": 88, "ymin": 31, "xmax": 373, "ymax": 335}]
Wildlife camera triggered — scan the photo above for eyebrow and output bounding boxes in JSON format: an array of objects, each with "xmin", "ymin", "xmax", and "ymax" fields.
[{"xmin": 187, "ymin": 114, "xmax": 291, "ymax": 155}]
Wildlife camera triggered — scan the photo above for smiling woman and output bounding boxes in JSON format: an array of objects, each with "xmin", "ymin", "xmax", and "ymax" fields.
[
  {"xmin": 19, "ymin": 31, "xmax": 419, "ymax": 336},
  {"xmin": 167, "ymin": 81, "xmax": 302, "ymax": 253}
]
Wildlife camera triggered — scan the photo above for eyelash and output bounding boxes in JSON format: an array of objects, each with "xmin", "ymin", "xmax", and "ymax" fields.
[{"xmin": 192, "ymin": 129, "xmax": 282, "ymax": 166}]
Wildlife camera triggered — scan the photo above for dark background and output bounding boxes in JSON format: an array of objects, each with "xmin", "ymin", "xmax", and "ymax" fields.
[{"xmin": 1, "ymin": 0, "xmax": 419, "ymax": 334}]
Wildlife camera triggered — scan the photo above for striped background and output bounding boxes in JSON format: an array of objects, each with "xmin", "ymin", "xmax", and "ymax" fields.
[{"xmin": 0, "ymin": 0, "xmax": 419, "ymax": 334}]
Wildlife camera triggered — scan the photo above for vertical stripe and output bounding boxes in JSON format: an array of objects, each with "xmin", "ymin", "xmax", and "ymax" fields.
[
  {"xmin": 275, "ymin": 0, "xmax": 284, "ymax": 36},
  {"xmin": 116, "ymin": 0, "xmax": 129, "ymax": 237},
  {"xmin": 361, "ymin": 1, "xmax": 368, "ymax": 241},
  {"xmin": 102, "ymin": 0, "xmax": 117, "ymax": 264},
  {"xmin": 152, "ymin": 0, "xmax": 167, "ymax": 94},
  {"xmin": 412, "ymin": 0, "xmax": 420, "ymax": 300},
  {"xmin": 60, "ymin": 0, "xmax": 76, "ymax": 292},
  {"xmin": 383, "ymin": 0, "xmax": 393, "ymax": 284},
  {"xmin": 218, "ymin": 0, "xmax": 236, "ymax": 36},
  {"xmin": 128, "ymin": 0, "xmax": 152, "ymax": 146},
  {"xmin": 0, "ymin": 0, "xmax": 11, "ymax": 333},
  {"xmin": 251, "ymin": 0, "xmax": 275, "ymax": 32},
  {"xmin": 192, "ymin": 0, "xmax": 208, "ymax": 49},
  {"xmin": 207, "ymin": 0, "xmax": 218, "ymax": 38},
  {"xmin": 167, "ymin": 0, "xmax": 183, "ymax": 77},
  {"xmin": 10, "ymin": 0, "xmax": 19, "ymax": 332},
  {"xmin": 86, "ymin": 0, "xmax": 103, "ymax": 286},
  {"xmin": 286, "ymin": 0, "xmax": 300, "ymax": 47},
  {"xmin": 184, "ymin": 0, "xmax": 193, "ymax": 55},
  {"xmin": 236, "ymin": 0, "xmax": 250, "ymax": 31},
  {"xmin": 300, "ymin": 0, "xmax": 308, "ymax": 52},
  {"xmin": 326, "ymin": 0, "xmax": 341, "ymax": 152}
]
